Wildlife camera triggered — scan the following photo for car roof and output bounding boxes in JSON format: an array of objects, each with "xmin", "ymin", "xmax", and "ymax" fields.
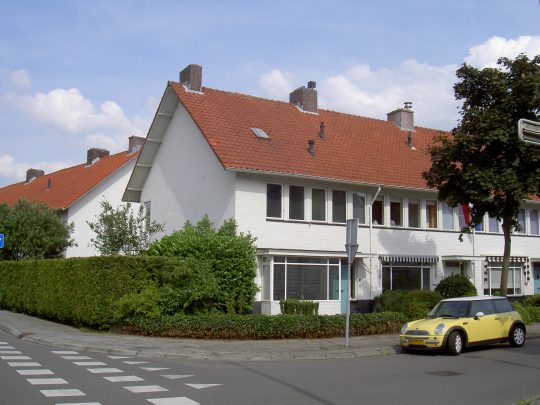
[{"xmin": 441, "ymin": 296, "xmax": 507, "ymax": 302}]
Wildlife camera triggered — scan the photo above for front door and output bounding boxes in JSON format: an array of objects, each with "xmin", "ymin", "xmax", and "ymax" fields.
[
  {"xmin": 341, "ymin": 264, "xmax": 349, "ymax": 314},
  {"xmin": 534, "ymin": 263, "xmax": 540, "ymax": 295}
]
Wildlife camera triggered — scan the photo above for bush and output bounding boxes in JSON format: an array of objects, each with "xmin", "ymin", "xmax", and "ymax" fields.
[
  {"xmin": 374, "ymin": 290, "xmax": 442, "ymax": 320},
  {"xmin": 120, "ymin": 311, "xmax": 407, "ymax": 339},
  {"xmin": 148, "ymin": 216, "xmax": 258, "ymax": 314},
  {"xmin": 523, "ymin": 295, "xmax": 540, "ymax": 307},
  {"xmin": 279, "ymin": 299, "xmax": 319, "ymax": 315},
  {"xmin": 373, "ymin": 290, "xmax": 407, "ymax": 313},
  {"xmin": 513, "ymin": 302, "xmax": 533, "ymax": 324},
  {"xmin": 435, "ymin": 274, "xmax": 477, "ymax": 298}
]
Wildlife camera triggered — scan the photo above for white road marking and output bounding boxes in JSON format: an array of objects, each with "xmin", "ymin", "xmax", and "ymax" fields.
[
  {"xmin": 104, "ymin": 375, "xmax": 144, "ymax": 382},
  {"xmin": 73, "ymin": 362, "xmax": 107, "ymax": 366},
  {"xmin": 17, "ymin": 369, "xmax": 54, "ymax": 375},
  {"xmin": 8, "ymin": 362, "xmax": 42, "ymax": 367},
  {"xmin": 52, "ymin": 351, "xmax": 79, "ymax": 355},
  {"xmin": 0, "ymin": 345, "xmax": 15, "ymax": 349},
  {"xmin": 55, "ymin": 403, "xmax": 102, "ymax": 405},
  {"xmin": 147, "ymin": 397, "xmax": 200, "ymax": 405},
  {"xmin": 185, "ymin": 383, "xmax": 221, "ymax": 389},
  {"xmin": 108, "ymin": 355, "xmax": 132, "ymax": 359},
  {"xmin": 27, "ymin": 378, "xmax": 68, "ymax": 385},
  {"xmin": 62, "ymin": 356, "xmax": 92, "ymax": 360},
  {"xmin": 0, "ymin": 342, "xmax": 8, "ymax": 344},
  {"xmin": 140, "ymin": 367, "xmax": 170, "ymax": 371},
  {"xmin": 124, "ymin": 385, "xmax": 168, "ymax": 393},
  {"xmin": 40, "ymin": 389, "xmax": 85, "ymax": 397},
  {"xmin": 86, "ymin": 368, "xmax": 123, "ymax": 374},
  {"xmin": 1, "ymin": 355, "xmax": 32, "ymax": 360},
  {"xmin": 161, "ymin": 375, "xmax": 194, "ymax": 379},
  {"xmin": 0, "ymin": 350, "xmax": 22, "ymax": 354},
  {"xmin": 123, "ymin": 361, "xmax": 149, "ymax": 364}
]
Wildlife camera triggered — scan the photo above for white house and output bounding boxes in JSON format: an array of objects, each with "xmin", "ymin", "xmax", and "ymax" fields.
[
  {"xmin": 0, "ymin": 136, "xmax": 144, "ymax": 257},
  {"xmin": 123, "ymin": 64, "xmax": 540, "ymax": 314}
]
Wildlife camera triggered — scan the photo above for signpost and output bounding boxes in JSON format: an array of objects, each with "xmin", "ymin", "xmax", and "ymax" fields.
[
  {"xmin": 518, "ymin": 119, "xmax": 540, "ymax": 145},
  {"xmin": 345, "ymin": 219, "xmax": 359, "ymax": 349},
  {"xmin": 0, "ymin": 234, "xmax": 4, "ymax": 249}
]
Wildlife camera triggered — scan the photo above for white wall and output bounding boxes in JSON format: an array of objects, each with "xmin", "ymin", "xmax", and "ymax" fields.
[
  {"xmin": 141, "ymin": 102, "xmax": 236, "ymax": 235},
  {"xmin": 66, "ymin": 159, "xmax": 136, "ymax": 257}
]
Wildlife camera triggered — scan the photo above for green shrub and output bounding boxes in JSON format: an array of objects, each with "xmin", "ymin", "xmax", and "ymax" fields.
[
  {"xmin": 523, "ymin": 295, "xmax": 540, "ymax": 307},
  {"xmin": 526, "ymin": 306, "xmax": 540, "ymax": 323},
  {"xmin": 513, "ymin": 302, "xmax": 533, "ymax": 324},
  {"xmin": 148, "ymin": 216, "xmax": 258, "ymax": 314},
  {"xmin": 373, "ymin": 290, "xmax": 407, "ymax": 313},
  {"xmin": 435, "ymin": 274, "xmax": 477, "ymax": 298},
  {"xmin": 401, "ymin": 290, "xmax": 442, "ymax": 320},
  {"xmin": 279, "ymin": 299, "xmax": 319, "ymax": 315},
  {"xmin": 120, "ymin": 311, "xmax": 407, "ymax": 339}
]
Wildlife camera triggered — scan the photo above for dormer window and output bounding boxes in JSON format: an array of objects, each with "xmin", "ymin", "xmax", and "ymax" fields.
[{"xmin": 251, "ymin": 127, "xmax": 269, "ymax": 139}]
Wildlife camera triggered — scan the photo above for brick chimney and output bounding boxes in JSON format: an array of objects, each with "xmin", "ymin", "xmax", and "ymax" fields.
[
  {"xmin": 26, "ymin": 168, "xmax": 44, "ymax": 183},
  {"xmin": 180, "ymin": 64, "xmax": 202, "ymax": 92},
  {"xmin": 128, "ymin": 135, "xmax": 145, "ymax": 153},
  {"xmin": 290, "ymin": 81, "xmax": 318, "ymax": 113},
  {"xmin": 387, "ymin": 102, "xmax": 414, "ymax": 131},
  {"xmin": 87, "ymin": 148, "xmax": 109, "ymax": 165}
]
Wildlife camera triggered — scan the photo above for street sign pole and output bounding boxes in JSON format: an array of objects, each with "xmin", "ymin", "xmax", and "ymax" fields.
[{"xmin": 345, "ymin": 219, "xmax": 359, "ymax": 349}]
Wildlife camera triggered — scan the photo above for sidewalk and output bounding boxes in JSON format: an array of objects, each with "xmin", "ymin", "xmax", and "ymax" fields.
[{"xmin": 1, "ymin": 310, "xmax": 538, "ymax": 362}]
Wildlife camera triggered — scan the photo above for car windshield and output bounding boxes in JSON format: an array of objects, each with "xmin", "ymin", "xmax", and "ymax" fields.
[{"xmin": 429, "ymin": 301, "xmax": 470, "ymax": 318}]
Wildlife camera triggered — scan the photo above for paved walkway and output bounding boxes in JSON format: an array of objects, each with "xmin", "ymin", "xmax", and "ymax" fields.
[{"xmin": 1, "ymin": 310, "xmax": 538, "ymax": 361}]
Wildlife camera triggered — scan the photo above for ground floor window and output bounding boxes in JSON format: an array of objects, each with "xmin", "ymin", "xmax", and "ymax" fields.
[
  {"xmin": 261, "ymin": 256, "xmax": 342, "ymax": 301},
  {"xmin": 484, "ymin": 262, "xmax": 523, "ymax": 295},
  {"xmin": 382, "ymin": 262, "xmax": 431, "ymax": 291}
]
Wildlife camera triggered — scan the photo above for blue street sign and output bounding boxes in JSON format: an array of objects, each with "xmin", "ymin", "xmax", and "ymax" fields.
[{"xmin": 0, "ymin": 234, "xmax": 4, "ymax": 249}]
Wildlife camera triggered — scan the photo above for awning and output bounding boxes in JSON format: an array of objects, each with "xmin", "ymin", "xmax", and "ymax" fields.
[
  {"xmin": 379, "ymin": 255, "xmax": 439, "ymax": 264},
  {"xmin": 485, "ymin": 256, "xmax": 529, "ymax": 263}
]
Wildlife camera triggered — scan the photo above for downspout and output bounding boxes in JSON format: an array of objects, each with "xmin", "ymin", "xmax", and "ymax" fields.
[{"xmin": 369, "ymin": 186, "xmax": 382, "ymax": 300}]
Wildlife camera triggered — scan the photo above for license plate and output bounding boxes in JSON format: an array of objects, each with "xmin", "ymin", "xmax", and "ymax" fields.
[{"xmin": 409, "ymin": 339, "xmax": 424, "ymax": 345}]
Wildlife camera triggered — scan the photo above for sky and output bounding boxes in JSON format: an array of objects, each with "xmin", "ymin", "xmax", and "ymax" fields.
[{"xmin": 1, "ymin": 0, "xmax": 540, "ymax": 187}]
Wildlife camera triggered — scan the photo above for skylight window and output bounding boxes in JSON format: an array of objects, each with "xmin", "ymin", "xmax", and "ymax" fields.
[{"xmin": 251, "ymin": 127, "xmax": 269, "ymax": 139}]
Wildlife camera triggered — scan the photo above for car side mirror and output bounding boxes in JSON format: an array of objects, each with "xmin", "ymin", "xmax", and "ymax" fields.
[{"xmin": 474, "ymin": 311, "xmax": 485, "ymax": 320}]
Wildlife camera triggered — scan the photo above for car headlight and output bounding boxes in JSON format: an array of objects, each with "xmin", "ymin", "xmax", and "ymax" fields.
[
  {"xmin": 434, "ymin": 323, "xmax": 445, "ymax": 335},
  {"xmin": 400, "ymin": 324, "xmax": 408, "ymax": 334}
]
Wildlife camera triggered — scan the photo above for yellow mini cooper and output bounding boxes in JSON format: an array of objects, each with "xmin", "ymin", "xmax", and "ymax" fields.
[{"xmin": 400, "ymin": 296, "xmax": 526, "ymax": 355}]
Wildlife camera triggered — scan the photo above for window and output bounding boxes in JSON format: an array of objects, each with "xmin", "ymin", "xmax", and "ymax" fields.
[
  {"xmin": 442, "ymin": 202, "xmax": 454, "ymax": 230},
  {"xmin": 269, "ymin": 256, "xmax": 341, "ymax": 301},
  {"xmin": 352, "ymin": 192, "xmax": 366, "ymax": 224},
  {"xmin": 390, "ymin": 197, "xmax": 402, "ymax": 226},
  {"xmin": 372, "ymin": 196, "xmax": 384, "ymax": 225},
  {"xmin": 261, "ymin": 257, "xmax": 271, "ymax": 300},
  {"xmin": 266, "ymin": 184, "xmax": 282, "ymax": 218},
  {"xmin": 144, "ymin": 201, "xmax": 151, "ymax": 229},
  {"xmin": 382, "ymin": 262, "xmax": 431, "ymax": 291},
  {"xmin": 484, "ymin": 262, "xmax": 522, "ymax": 295},
  {"xmin": 493, "ymin": 298, "xmax": 513, "ymax": 313},
  {"xmin": 516, "ymin": 209, "xmax": 526, "ymax": 234},
  {"xmin": 531, "ymin": 209, "xmax": 539, "ymax": 235},
  {"xmin": 426, "ymin": 200, "xmax": 438, "ymax": 229},
  {"xmin": 408, "ymin": 198, "xmax": 420, "ymax": 228},
  {"xmin": 457, "ymin": 205, "xmax": 467, "ymax": 229},
  {"xmin": 488, "ymin": 215, "xmax": 500, "ymax": 233},
  {"xmin": 470, "ymin": 300, "xmax": 495, "ymax": 316},
  {"xmin": 289, "ymin": 185, "xmax": 304, "ymax": 220},
  {"xmin": 311, "ymin": 188, "xmax": 326, "ymax": 221},
  {"xmin": 332, "ymin": 190, "xmax": 346, "ymax": 223}
]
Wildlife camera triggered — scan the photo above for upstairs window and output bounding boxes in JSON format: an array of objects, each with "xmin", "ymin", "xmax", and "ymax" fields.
[
  {"xmin": 516, "ymin": 209, "xmax": 526, "ymax": 234},
  {"xmin": 289, "ymin": 185, "xmax": 305, "ymax": 220},
  {"xmin": 266, "ymin": 184, "xmax": 282, "ymax": 218},
  {"xmin": 442, "ymin": 202, "xmax": 454, "ymax": 230},
  {"xmin": 488, "ymin": 215, "xmax": 500, "ymax": 233},
  {"xmin": 390, "ymin": 197, "xmax": 402, "ymax": 226},
  {"xmin": 530, "ymin": 209, "xmax": 539, "ymax": 235},
  {"xmin": 372, "ymin": 196, "xmax": 384, "ymax": 225},
  {"xmin": 332, "ymin": 190, "xmax": 346, "ymax": 223},
  {"xmin": 426, "ymin": 200, "xmax": 437, "ymax": 229},
  {"xmin": 352, "ymin": 192, "xmax": 366, "ymax": 224},
  {"xmin": 311, "ymin": 188, "xmax": 326, "ymax": 221},
  {"xmin": 144, "ymin": 201, "xmax": 151, "ymax": 229},
  {"xmin": 408, "ymin": 198, "xmax": 420, "ymax": 228}
]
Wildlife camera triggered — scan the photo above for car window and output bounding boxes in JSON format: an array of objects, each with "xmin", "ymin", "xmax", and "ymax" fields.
[
  {"xmin": 470, "ymin": 300, "xmax": 495, "ymax": 316},
  {"xmin": 431, "ymin": 301, "xmax": 469, "ymax": 317},
  {"xmin": 492, "ymin": 298, "xmax": 513, "ymax": 313}
]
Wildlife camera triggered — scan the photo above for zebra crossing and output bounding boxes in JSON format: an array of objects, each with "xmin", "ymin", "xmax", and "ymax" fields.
[{"xmin": 0, "ymin": 340, "xmax": 221, "ymax": 404}]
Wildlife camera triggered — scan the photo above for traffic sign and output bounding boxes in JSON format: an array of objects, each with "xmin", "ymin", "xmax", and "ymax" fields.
[
  {"xmin": 518, "ymin": 119, "xmax": 540, "ymax": 145},
  {"xmin": 0, "ymin": 234, "xmax": 4, "ymax": 249}
]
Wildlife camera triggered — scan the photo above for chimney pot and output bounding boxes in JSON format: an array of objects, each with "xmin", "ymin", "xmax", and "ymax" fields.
[
  {"xmin": 180, "ymin": 64, "xmax": 203, "ymax": 92},
  {"xmin": 128, "ymin": 135, "xmax": 145, "ymax": 153},
  {"xmin": 290, "ymin": 82, "xmax": 318, "ymax": 113},
  {"xmin": 387, "ymin": 102, "xmax": 414, "ymax": 131},
  {"xmin": 26, "ymin": 168, "xmax": 44, "ymax": 183},
  {"xmin": 307, "ymin": 81, "xmax": 316, "ymax": 89},
  {"xmin": 87, "ymin": 148, "xmax": 110, "ymax": 165}
]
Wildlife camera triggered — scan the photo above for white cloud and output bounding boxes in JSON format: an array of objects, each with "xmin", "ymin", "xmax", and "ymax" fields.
[
  {"xmin": 465, "ymin": 35, "xmax": 540, "ymax": 68},
  {"xmin": 0, "ymin": 68, "xmax": 31, "ymax": 92},
  {"xmin": 258, "ymin": 69, "xmax": 294, "ymax": 100},
  {"xmin": 0, "ymin": 154, "xmax": 74, "ymax": 186}
]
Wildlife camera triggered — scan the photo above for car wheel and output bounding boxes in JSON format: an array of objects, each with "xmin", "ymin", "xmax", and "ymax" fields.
[
  {"xmin": 509, "ymin": 325, "xmax": 526, "ymax": 347},
  {"xmin": 447, "ymin": 331, "xmax": 463, "ymax": 356}
]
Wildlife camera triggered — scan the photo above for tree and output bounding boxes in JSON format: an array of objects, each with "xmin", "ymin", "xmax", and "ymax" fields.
[
  {"xmin": 424, "ymin": 54, "xmax": 540, "ymax": 296},
  {"xmin": 87, "ymin": 200, "xmax": 164, "ymax": 256},
  {"xmin": 0, "ymin": 199, "xmax": 74, "ymax": 260}
]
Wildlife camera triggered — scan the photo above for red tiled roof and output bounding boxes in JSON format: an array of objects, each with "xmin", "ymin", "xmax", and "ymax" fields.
[
  {"xmin": 0, "ymin": 150, "xmax": 139, "ymax": 209},
  {"xmin": 170, "ymin": 82, "xmax": 445, "ymax": 190}
]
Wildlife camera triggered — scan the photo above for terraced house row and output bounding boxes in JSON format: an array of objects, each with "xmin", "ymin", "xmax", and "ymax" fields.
[{"xmin": 2, "ymin": 64, "xmax": 540, "ymax": 314}]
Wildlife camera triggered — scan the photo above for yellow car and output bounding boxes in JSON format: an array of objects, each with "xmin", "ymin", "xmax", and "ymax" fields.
[{"xmin": 400, "ymin": 296, "xmax": 526, "ymax": 355}]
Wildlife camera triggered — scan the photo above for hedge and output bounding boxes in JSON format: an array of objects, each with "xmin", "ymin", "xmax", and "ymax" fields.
[
  {"xmin": 280, "ymin": 299, "xmax": 319, "ymax": 315},
  {"xmin": 0, "ymin": 256, "xmax": 184, "ymax": 328},
  {"xmin": 118, "ymin": 312, "xmax": 407, "ymax": 339}
]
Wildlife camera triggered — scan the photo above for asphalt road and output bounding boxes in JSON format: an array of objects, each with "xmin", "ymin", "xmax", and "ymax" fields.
[{"xmin": 1, "ymin": 330, "xmax": 539, "ymax": 405}]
